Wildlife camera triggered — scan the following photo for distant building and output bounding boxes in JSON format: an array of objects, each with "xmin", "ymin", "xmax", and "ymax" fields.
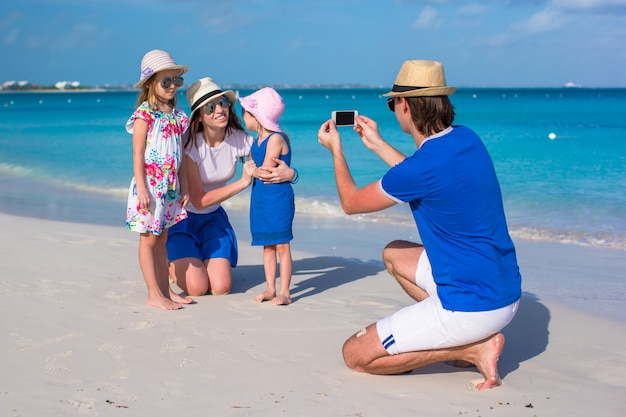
[
  {"xmin": 1, "ymin": 80, "xmax": 35, "ymax": 90},
  {"xmin": 54, "ymin": 81, "xmax": 81, "ymax": 90}
]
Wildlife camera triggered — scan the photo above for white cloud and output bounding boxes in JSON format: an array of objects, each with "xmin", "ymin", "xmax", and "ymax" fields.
[
  {"xmin": 513, "ymin": 9, "xmax": 570, "ymax": 34},
  {"xmin": 482, "ymin": 5, "xmax": 572, "ymax": 47},
  {"xmin": 0, "ymin": 12, "xmax": 23, "ymax": 31},
  {"xmin": 550, "ymin": 0, "xmax": 626, "ymax": 11},
  {"xmin": 457, "ymin": 4, "xmax": 489, "ymax": 17},
  {"xmin": 476, "ymin": 0, "xmax": 626, "ymax": 56},
  {"xmin": 1, "ymin": 12, "xmax": 23, "ymax": 46},
  {"xmin": 289, "ymin": 37, "xmax": 316, "ymax": 52},
  {"xmin": 4, "ymin": 28, "xmax": 18, "ymax": 46},
  {"xmin": 412, "ymin": 6, "xmax": 443, "ymax": 29}
]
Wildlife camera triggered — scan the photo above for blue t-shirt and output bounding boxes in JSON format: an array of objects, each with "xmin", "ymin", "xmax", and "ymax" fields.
[{"xmin": 380, "ymin": 126, "xmax": 521, "ymax": 312}]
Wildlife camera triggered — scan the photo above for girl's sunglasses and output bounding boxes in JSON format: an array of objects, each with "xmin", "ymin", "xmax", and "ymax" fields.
[
  {"xmin": 159, "ymin": 76, "xmax": 184, "ymax": 89},
  {"xmin": 204, "ymin": 96, "xmax": 232, "ymax": 115}
]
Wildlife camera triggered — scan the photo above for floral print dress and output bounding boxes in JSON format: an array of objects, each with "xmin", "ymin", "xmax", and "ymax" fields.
[{"xmin": 125, "ymin": 102, "xmax": 189, "ymax": 235}]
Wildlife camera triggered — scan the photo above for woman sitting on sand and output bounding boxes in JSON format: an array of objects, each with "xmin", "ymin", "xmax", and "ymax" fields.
[{"xmin": 166, "ymin": 78, "xmax": 297, "ymax": 297}]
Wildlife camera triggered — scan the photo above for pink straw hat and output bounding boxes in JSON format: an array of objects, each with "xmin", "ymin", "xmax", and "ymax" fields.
[
  {"xmin": 239, "ymin": 87, "xmax": 284, "ymax": 132},
  {"xmin": 134, "ymin": 49, "xmax": 188, "ymax": 88}
]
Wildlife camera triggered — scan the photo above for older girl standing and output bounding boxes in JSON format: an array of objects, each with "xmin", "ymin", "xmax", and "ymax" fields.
[{"xmin": 126, "ymin": 50, "xmax": 191, "ymax": 310}]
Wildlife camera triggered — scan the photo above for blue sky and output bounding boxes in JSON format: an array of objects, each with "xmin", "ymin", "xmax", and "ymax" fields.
[{"xmin": 2, "ymin": 0, "xmax": 626, "ymax": 88}]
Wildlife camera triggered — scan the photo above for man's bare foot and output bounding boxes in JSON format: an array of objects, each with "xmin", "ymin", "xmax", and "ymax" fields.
[
  {"xmin": 146, "ymin": 295, "xmax": 181, "ymax": 310},
  {"xmin": 170, "ymin": 290, "xmax": 193, "ymax": 304},
  {"xmin": 272, "ymin": 294, "xmax": 292, "ymax": 306},
  {"xmin": 255, "ymin": 290, "xmax": 276, "ymax": 303},
  {"xmin": 472, "ymin": 333, "xmax": 505, "ymax": 390}
]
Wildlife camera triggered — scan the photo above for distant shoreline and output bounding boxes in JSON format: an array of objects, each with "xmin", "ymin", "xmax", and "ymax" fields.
[
  {"xmin": 0, "ymin": 88, "xmax": 130, "ymax": 94},
  {"xmin": 3, "ymin": 85, "xmax": 626, "ymax": 94}
]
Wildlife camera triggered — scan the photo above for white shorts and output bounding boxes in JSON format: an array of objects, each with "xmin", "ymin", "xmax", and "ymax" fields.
[{"xmin": 376, "ymin": 251, "xmax": 519, "ymax": 355}]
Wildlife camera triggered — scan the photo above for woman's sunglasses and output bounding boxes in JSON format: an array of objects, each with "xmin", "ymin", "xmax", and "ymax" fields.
[
  {"xmin": 204, "ymin": 97, "xmax": 232, "ymax": 115},
  {"xmin": 159, "ymin": 76, "xmax": 184, "ymax": 89},
  {"xmin": 387, "ymin": 98, "xmax": 396, "ymax": 112}
]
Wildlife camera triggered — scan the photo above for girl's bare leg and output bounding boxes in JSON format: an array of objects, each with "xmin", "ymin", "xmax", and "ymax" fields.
[
  {"xmin": 154, "ymin": 231, "xmax": 192, "ymax": 304},
  {"xmin": 272, "ymin": 242, "xmax": 292, "ymax": 305},
  {"xmin": 255, "ymin": 245, "xmax": 277, "ymax": 302},
  {"xmin": 138, "ymin": 232, "xmax": 180, "ymax": 310}
]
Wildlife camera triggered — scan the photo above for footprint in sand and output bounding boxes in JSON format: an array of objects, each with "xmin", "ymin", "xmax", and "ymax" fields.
[
  {"xmin": 10, "ymin": 331, "xmax": 78, "ymax": 351},
  {"xmin": 66, "ymin": 398, "xmax": 97, "ymax": 416},
  {"xmin": 98, "ymin": 342, "xmax": 129, "ymax": 380},
  {"xmin": 126, "ymin": 320, "xmax": 157, "ymax": 330},
  {"xmin": 45, "ymin": 350, "xmax": 73, "ymax": 373},
  {"xmin": 105, "ymin": 290, "xmax": 134, "ymax": 301}
]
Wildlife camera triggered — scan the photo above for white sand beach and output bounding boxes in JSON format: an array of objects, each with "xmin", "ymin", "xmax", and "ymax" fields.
[{"xmin": 1, "ymin": 212, "xmax": 625, "ymax": 416}]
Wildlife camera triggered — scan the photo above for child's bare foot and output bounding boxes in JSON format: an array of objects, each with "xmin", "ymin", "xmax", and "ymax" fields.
[
  {"xmin": 255, "ymin": 290, "xmax": 276, "ymax": 303},
  {"xmin": 146, "ymin": 295, "xmax": 181, "ymax": 310},
  {"xmin": 272, "ymin": 294, "xmax": 292, "ymax": 306}
]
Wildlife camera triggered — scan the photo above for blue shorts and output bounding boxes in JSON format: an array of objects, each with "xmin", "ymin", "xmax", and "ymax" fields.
[{"xmin": 166, "ymin": 207, "xmax": 238, "ymax": 266}]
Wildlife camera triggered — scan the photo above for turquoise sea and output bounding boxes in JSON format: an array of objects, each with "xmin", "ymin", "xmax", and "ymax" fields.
[{"xmin": 1, "ymin": 87, "xmax": 625, "ymax": 257}]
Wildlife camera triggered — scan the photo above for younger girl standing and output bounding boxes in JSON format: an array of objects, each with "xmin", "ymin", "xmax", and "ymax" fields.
[
  {"xmin": 239, "ymin": 87, "xmax": 295, "ymax": 305},
  {"xmin": 126, "ymin": 49, "xmax": 191, "ymax": 310}
]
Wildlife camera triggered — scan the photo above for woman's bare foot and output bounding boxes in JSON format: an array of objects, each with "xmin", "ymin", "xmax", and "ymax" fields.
[
  {"xmin": 255, "ymin": 290, "xmax": 276, "ymax": 303},
  {"xmin": 272, "ymin": 294, "xmax": 292, "ymax": 306},
  {"xmin": 146, "ymin": 295, "xmax": 181, "ymax": 310},
  {"xmin": 472, "ymin": 333, "xmax": 505, "ymax": 390},
  {"xmin": 170, "ymin": 290, "xmax": 193, "ymax": 304}
]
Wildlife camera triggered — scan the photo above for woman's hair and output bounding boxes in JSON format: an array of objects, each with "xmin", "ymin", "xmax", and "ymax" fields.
[
  {"xmin": 184, "ymin": 101, "xmax": 245, "ymax": 150},
  {"xmin": 406, "ymin": 96, "xmax": 455, "ymax": 137},
  {"xmin": 135, "ymin": 75, "xmax": 179, "ymax": 109}
]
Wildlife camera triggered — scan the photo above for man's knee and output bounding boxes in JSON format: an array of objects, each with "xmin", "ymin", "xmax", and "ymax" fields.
[
  {"xmin": 342, "ymin": 327, "xmax": 375, "ymax": 373},
  {"xmin": 382, "ymin": 240, "xmax": 400, "ymax": 274},
  {"xmin": 342, "ymin": 337, "xmax": 365, "ymax": 372}
]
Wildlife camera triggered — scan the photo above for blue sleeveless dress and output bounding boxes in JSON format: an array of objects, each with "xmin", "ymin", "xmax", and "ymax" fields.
[{"xmin": 249, "ymin": 132, "xmax": 295, "ymax": 246}]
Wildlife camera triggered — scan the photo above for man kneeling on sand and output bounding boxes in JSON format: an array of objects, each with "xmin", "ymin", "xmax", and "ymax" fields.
[{"xmin": 317, "ymin": 60, "xmax": 522, "ymax": 389}]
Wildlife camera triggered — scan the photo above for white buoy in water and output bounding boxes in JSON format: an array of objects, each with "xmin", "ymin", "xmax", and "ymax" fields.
[{"xmin": 548, "ymin": 132, "xmax": 557, "ymax": 140}]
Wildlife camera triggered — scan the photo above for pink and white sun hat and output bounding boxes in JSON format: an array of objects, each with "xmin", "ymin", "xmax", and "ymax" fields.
[
  {"xmin": 134, "ymin": 49, "xmax": 188, "ymax": 88},
  {"xmin": 239, "ymin": 87, "xmax": 284, "ymax": 132}
]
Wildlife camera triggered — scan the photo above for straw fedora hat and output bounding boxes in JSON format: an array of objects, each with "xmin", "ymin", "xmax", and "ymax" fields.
[
  {"xmin": 134, "ymin": 49, "xmax": 188, "ymax": 88},
  {"xmin": 186, "ymin": 77, "xmax": 236, "ymax": 120},
  {"xmin": 239, "ymin": 87, "xmax": 284, "ymax": 132},
  {"xmin": 383, "ymin": 60, "xmax": 456, "ymax": 98}
]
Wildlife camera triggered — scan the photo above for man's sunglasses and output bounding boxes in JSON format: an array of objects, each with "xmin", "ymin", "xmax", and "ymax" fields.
[
  {"xmin": 204, "ymin": 97, "xmax": 232, "ymax": 115},
  {"xmin": 159, "ymin": 76, "xmax": 184, "ymax": 89},
  {"xmin": 387, "ymin": 98, "xmax": 396, "ymax": 112}
]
